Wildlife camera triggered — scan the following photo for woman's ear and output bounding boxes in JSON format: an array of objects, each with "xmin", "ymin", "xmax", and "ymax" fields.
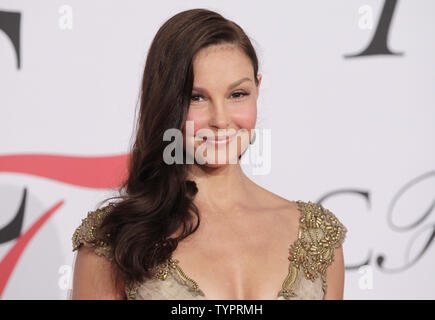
[
  {"xmin": 255, "ymin": 74, "xmax": 262, "ymax": 97},
  {"xmin": 257, "ymin": 74, "xmax": 262, "ymax": 87}
]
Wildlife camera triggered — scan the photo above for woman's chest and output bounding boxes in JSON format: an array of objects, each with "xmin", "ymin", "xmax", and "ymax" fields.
[
  {"xmin": 128, "ymin": 255, "xmax": 325, "ymax": 300},
  {"xmin": 170, "ymin": 244, "xmax": 292, "ymax": 299},
  {"xmin": 164, "ymin": 214, "xmax": 300, "ymax": 299}
]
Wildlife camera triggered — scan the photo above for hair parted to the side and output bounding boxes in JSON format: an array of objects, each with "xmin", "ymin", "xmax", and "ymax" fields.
[{"xmin": 92, "ymin": 8, "xmax": 260, "ymax": 290}]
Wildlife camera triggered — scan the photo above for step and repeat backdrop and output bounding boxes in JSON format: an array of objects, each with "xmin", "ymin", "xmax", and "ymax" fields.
[{"xmin": 0, "ymin": 0, "xmax": 434, "ymax": 299}]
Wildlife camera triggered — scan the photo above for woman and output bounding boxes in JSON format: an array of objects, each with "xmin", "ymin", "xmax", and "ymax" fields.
[{"xmin": 70, "ymin": 8, "xmax": 347, "ymax": 300}]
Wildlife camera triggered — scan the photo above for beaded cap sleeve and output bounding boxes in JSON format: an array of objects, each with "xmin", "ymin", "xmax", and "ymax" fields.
[
  {"xmin": 278, "ymin": 200, "xmax": 348, "ymax": 298},
  {"xmin": 71, "ymin": 203, "xmax": 115, "ymax": 261}
]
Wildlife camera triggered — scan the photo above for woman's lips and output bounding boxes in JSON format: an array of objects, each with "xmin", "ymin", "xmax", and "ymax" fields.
[{"xmin": 203, "ymin": 134, "xmax": 236, "ymax": 146}]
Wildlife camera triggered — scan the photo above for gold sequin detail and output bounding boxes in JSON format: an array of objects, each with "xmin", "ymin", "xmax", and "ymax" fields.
[
  {"xmin": 125, "ymin": 281, "xmax": 141, "ymax": 300},
  {"xmin": 71, "ymin": 203, "xmax": 115, "ymax": 260},
  {"xmin": 149, "ymin": 258, "xmax": 206, "ymax": 297},
  {"xmin": 278, "ymin": 200, "xmax": 347, "ymax": 299},
  {"xmin": 277, "ymin": 264, "xmax": 299, "ymax": 298}
]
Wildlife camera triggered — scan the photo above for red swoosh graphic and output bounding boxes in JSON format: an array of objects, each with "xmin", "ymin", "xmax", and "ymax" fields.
[
  {"xmin": 0, "ymin": 154, "xmax": 129, "ymax": 189},
  {"xmin": 0, "ymin": 201, "xmax": 63, "ymax": 298}
]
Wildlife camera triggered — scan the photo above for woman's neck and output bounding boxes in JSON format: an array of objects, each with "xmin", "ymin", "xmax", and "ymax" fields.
[{"xmin": 186, "ymin": 163, "xmax": 254, "ymax": 212}]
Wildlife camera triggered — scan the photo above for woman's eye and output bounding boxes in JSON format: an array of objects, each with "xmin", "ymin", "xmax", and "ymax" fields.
[
  {"xmin": 191, "ymin": 94, "xmax": 203, "ymax": 102},
  {"xmin": 232, "ymin": 91, "xmax": 249, "ymax": 99}
]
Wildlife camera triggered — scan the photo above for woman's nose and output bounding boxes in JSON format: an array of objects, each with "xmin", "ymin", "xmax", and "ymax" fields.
[{"xmin": 208, "ymin": 100, "xmax": 231, "ymax": 128}]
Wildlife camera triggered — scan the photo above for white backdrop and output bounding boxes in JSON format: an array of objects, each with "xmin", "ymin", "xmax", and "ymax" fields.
[{"xmin": 0, "ymin": 0, "xmax": 434, "ymax": 299}]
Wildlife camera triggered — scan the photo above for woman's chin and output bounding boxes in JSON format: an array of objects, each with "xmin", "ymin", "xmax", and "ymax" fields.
[
  {"xmin": 203, "ymin": 162, "xmax": 231, "ymax": 168},
  {"xmin": 201, "ymin": 155, "xmax": 241, "ymax": 167},
  {"xmin": 185, "ymin": 146, "xmax": 246, "ymax": 167}
]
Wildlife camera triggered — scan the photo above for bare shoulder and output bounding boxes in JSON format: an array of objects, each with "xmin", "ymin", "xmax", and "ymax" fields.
[
  {"xmin": 72, "ymin": 243, "xmax": 126, "ymax": 300},
  {"xmin": 71, "ymin": 204, "xmax": 126, "ymax": 300}
]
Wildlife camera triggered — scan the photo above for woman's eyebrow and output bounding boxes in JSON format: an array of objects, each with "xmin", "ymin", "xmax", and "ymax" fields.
[{"xmin": 192, "ymin": 77, "xmax": 252, "ymax": 92}]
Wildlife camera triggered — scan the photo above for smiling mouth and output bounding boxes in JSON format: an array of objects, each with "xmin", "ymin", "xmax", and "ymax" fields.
[{"xmin": 202, "ymin": 134, "xmax": 236, "ymax": 145}]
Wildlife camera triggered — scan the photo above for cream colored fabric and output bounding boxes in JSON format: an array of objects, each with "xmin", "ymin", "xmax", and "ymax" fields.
[
  {"xmin": 71, "ymin": 200, "xmax": 347, "ymax": 300},
  {"xmin": 130, "ymin": 266, "xmax": 324, "ymax": 300}
]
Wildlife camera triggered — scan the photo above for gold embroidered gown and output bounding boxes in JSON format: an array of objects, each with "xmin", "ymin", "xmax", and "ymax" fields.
[{"xmin": 70, "ymin": 200, "xmax": 347, "ymax": 300}]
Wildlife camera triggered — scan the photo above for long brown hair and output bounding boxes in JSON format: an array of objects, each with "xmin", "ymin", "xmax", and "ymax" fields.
[{"xmin": 95, "ymin": 8, "xmax": 260, "ymax": 289}]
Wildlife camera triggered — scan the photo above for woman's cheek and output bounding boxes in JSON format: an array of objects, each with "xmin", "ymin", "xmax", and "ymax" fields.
[
  {"xmin": 231, "ymin": 103, "xmax": 257, "ymax": 131},
  {"xmin": 185, "ymin": 109, "xmax": 210, "ymax": 136}
]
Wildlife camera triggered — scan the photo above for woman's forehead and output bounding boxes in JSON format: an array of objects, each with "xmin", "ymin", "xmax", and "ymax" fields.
[{"xmin": 192, "ymin": 48, "xmax": 253, "ymax": 86}]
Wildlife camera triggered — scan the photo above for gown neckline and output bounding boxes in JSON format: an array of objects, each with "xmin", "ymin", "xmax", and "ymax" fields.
[{"xmin": 162, "ymin": 200, "xmax": 305, "ymax": 300}]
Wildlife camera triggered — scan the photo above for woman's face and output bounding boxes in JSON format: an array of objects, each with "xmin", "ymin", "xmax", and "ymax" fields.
[{"xmin": 183, "ymin": 43, "xmax": 262, "ymax": 167}]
